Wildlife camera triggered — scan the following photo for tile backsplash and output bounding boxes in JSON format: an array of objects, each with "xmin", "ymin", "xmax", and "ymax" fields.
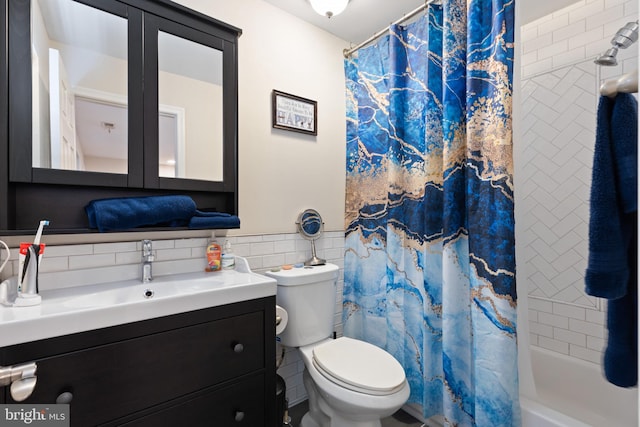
[{"xmin": 0, "ymin": 231, "xmax": 345, "ymax": 407}]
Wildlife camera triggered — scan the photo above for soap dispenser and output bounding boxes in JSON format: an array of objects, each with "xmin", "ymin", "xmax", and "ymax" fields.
[
  {"xmin": 221, "ymin": 240, "xmax": 235, "ymax": 270},
  {"xmin": 205, "ymin": 232, "xmax": 222, "ymax": 272}
]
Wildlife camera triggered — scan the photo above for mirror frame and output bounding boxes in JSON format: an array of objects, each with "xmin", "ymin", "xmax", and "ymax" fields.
[
  {"xmin": 296, "ymin": 209, "xmax": 324, "ymax": 240},
  {"xmin": 144, "ymin": 12, "xmax": 236, "ymax": 191},
  {"xmin": 0, "ymin": 0, "xmax": 241, "ymax": 232}
]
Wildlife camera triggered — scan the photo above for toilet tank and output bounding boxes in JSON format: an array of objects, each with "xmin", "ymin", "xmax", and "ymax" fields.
[{"xmin": 264, "ymin": 263, "xmax": 339, "ymax": 347}]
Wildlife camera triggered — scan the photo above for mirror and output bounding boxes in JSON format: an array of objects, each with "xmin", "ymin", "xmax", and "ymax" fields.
[
  {"xmin": 31, "ymin": 0, "xmax": 224, "ymax": 180},
  {"xmin": 31, "ymin": 0, "xmax": 128, "ymax": 173},
  {"xmin": 157, "ymin": 31, "xmax": 223, "ymax": 181},
  {"xmin": 296, "ymin": 209, "xmax": 326, "ymax": 266}
]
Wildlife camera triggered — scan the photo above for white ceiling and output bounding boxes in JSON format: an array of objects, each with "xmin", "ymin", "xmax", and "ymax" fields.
[{"xmin": 263, "ymin": 0, "xmax": 581, "ymax": 45}]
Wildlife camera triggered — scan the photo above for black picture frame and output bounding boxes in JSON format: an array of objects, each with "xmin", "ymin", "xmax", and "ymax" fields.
[{"xmin": 272, "ymin": 90, "xmax": 317, "ymax": 136}]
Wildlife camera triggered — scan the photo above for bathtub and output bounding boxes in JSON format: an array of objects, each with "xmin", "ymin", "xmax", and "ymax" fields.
[
  {"xmin": 408, "ymin": 345, "xmax": 638, "ymax": 427},
  {"xmin": 522, "ymin": 346, "xmax": 638, "ymax": 427}
]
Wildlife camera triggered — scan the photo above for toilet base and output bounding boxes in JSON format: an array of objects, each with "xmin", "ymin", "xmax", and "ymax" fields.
[
  {"xmin": 301, "ymin": 412, "xmax": 321, "ymax": 427},
  {"xmin": 302, "ymin": 369, "xmax": 384, "ymax": 427}
]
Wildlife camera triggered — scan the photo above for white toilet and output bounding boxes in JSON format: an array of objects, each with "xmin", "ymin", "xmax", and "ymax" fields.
[{"xmin": 266, "ymin": 263, "xmax": 410, "ymax": 427}]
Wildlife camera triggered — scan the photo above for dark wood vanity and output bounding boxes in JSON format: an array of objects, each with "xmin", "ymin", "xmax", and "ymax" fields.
[{"xmin": 0, "ymin": 297, "xmax": 276, "ymax": 426}]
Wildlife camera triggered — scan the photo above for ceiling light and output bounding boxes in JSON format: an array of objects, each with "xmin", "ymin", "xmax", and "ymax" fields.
[{"xmin": 309, "ymin": 0, "xmax": 349, "ymax": 18}]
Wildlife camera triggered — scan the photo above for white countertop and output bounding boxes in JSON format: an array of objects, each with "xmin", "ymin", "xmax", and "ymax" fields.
[{"xmin": 0, "ymin": 257, "xmax": 276, "ymax": 347}]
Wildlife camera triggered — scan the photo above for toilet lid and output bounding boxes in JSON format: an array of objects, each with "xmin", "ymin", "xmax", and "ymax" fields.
[{"xmin": 312, "ymin": 337, "xmax": 405, "ymax": 394}]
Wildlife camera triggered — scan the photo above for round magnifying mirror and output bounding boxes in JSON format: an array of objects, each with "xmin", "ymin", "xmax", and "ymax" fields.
[{"xmin": 296, "ymin": 209, "xmax": 325, "ymax": 266}]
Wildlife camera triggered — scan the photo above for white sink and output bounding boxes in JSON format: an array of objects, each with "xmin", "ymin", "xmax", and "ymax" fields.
[
  {"xmin": 0, "ymin": 257, "xmax": 276, "ymax": 347},
  {"xmin": 58, "ymin": 271, "xmax": 258, "ymax": 309}
]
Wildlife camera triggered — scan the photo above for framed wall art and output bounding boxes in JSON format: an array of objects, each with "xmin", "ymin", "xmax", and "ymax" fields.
[{"xmin": 272, "ymin": 90, "xmax": 317, "ymax": 135}]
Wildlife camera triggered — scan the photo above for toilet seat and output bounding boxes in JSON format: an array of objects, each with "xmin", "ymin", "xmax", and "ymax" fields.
[{"xmin": 311, "ymin": 337, "xmax": 406, "ymax": 396}]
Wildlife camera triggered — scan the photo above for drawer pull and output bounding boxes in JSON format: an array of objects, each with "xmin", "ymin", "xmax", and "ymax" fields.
[
  {"xmin": 234, "ymin": 411, "xmax": 245, "ymax": 422},
  {"xmin": 56, "ymin": 391, "xmax": 73, "ymax": 404},
  {"xmin": 233, "ymin": 343, "xmax": 244, "ymax": 353}
]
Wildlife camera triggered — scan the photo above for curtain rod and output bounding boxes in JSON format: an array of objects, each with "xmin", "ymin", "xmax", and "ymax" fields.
[{"xmin": 343, "ymin": 0, "xmax": 439, "ymax": 58}]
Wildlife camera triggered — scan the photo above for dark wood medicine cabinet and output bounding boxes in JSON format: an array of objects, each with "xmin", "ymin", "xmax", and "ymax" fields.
[{"xmin": 0, "ymin": 0, "xmax": 241, "ymax": 234}]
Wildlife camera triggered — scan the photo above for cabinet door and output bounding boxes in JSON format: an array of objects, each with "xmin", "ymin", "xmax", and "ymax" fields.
[
  {"xmin": 4, "ymin": 0, "xmax": 241, "ymax": 233},
  {"xmin": 119, "ymin": 373, "xmax": 265, "ymax": 427},
  {"xmin": 6, "ymin": 312, "xmax": 264, "ymax": 426}
]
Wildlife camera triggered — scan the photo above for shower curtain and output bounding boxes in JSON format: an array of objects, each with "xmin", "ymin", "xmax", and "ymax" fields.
[{"xmin": 343, "ymin": 1, "xmax": 519, "ymax": 426}]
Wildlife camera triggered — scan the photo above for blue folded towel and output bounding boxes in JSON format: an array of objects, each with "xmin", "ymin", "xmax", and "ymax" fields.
[
  {"xmin": 86, "ymin": 195, "xmax": 197, "ymax": 232},
  {"xmin": 188, "ymin": 211, "xmax": 240, "ymax": 229}
]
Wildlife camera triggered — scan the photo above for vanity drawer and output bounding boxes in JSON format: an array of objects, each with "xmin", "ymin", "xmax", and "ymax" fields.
[
  {"xmin": 118, "ymin": 373, "xmax": 266, "ymax": 427},
  {"xmin": 6, "ymin": 311, "xmax": 265, "ymax": 426}
]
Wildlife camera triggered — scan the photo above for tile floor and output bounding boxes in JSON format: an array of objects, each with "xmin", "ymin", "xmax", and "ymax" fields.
[{"xmin": 287, "ymin": 400, "xmax": 423, "ymax": 426}]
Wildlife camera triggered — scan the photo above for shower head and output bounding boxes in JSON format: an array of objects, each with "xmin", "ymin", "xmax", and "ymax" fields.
[
  {"xmin": 611, "ymin": 21, "xmax": 639, "ymax": 48},
  {"xmin": 594, "ymin": 47, "xmax": 619, "ymax": 66},
  {"xmin": 595, "ymin": 20, "xmax": 638, "ymax": 66}
]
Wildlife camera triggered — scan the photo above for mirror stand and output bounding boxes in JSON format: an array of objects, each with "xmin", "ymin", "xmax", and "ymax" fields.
[
  {"xmin": 296, "ymin": 209, "xmax": 326, "ymax": 266},
  {"xmin": 307, "ymin": 239, "xmax": 325, "ymax": 267}
]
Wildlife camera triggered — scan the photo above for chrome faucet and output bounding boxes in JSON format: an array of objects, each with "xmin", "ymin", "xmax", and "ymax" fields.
[{"xmin": 142, "ymin": 240, "xmax": 154, "ymax": 283}]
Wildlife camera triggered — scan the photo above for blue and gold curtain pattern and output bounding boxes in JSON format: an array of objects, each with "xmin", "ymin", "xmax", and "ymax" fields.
[{"xmin": 343, "ymin": 0, "xmax": 519, "ymax": 425}]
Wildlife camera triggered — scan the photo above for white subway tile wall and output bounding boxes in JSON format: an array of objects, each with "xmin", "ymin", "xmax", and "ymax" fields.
[
  {"xmin": 1, "ymin": 231, "xmax": 345, "ymax": 407},
  {"xmin": 523, "ymin": 0, "xmax": 638, "ymax": 79},
  {"xmin": 521, "ymin": 0, "xmax": 637, "ymax": 365}
]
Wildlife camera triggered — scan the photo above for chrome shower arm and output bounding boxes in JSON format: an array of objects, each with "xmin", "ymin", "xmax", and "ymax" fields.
[
  {"xmin": 611, "ymin": 21, "xmax": 639, "ymax": 48},
  {"xmin": 595, "ymin": 20, "xmax": 639, "ymax": 66}
]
